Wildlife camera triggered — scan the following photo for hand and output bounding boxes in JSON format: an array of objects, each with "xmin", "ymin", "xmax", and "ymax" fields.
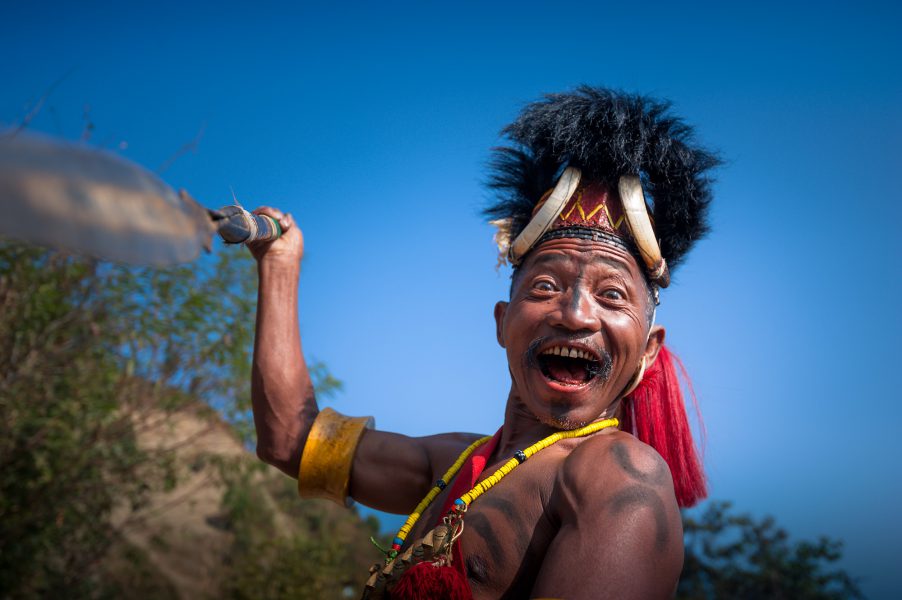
[{"xmin": 247, "ymin": 206, "xmax": 304, "ymax": 267}]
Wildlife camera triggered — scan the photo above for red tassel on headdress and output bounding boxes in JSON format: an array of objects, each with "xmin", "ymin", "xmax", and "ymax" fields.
[
  {"xmin": 620, "ymin": 344, "xmax": 707, "ymax": 507},
  {"xmin": 392, "ymin": 562, "xmax": 474, "ymax": 600}
]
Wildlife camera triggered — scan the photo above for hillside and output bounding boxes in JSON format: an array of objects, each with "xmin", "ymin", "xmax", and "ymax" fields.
[{"xmin": 101, "ymin": 405, "xmax": 383, "ymax": 599}]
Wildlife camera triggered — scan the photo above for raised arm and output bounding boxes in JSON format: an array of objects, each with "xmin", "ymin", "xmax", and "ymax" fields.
[
  {"xmin": 248, "ymin": 207, "xmax": 480, "ymax": 514},
  {"xmin": 247, "ymin": 207, "xmax": 314, "ymax": 476},
  {"xmin": 530, "ymin": 434, "xmax": 684, "ymax": 599}
]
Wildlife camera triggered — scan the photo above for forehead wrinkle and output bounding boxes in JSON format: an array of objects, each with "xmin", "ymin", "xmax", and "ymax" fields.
[
  {"xmin": 527, "ymin": 251, "xmax": 575, "ymax": 269},
  {"xmin": 526, "ymin": 246, "xmax": 639, "ymax": 280}
]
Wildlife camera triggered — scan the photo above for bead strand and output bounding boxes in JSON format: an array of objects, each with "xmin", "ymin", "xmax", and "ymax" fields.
[
  {"xmin": 386, "ymin": 417, "xmax": 618, "ymax": 559},
  {"xmin": 389, "ymin": 435, "xmax": 492, "ymax": 556},
  {"xmin": 458, "ymin": 419, "xmax": 618, "ymax": 506}
]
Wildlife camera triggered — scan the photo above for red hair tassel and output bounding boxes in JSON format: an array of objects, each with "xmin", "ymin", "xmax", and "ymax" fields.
[{"xmin": 620, "ymin": 345, "xmax": 707, "ymax": 507}]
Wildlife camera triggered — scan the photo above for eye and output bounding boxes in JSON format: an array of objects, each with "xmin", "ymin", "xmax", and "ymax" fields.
[
  {"xmin": 599, "ymin": 288, "xmax": 625, "ymax": 301},
  {"xmin": 531, "ymin": 279, "xmax": 557, "ymax": 293}
]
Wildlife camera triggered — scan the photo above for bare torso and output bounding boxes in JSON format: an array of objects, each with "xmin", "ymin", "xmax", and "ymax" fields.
[{"xmin": 396, "ymin": 429, "xmax": 682, "ymax": 599}]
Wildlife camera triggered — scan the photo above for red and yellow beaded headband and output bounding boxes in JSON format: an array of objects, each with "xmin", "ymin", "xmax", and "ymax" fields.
[{"xmin": 493, "ymin": 167, "xmax": 670, "ymax": 288}]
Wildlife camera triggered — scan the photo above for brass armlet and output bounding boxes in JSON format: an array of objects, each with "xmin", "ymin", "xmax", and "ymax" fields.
[{"xmin": 297, "ymin": 407, "xmax": 374, "ymax": 507}]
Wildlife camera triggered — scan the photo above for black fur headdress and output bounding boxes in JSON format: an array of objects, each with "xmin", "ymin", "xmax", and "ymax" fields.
[{"xmin": 485, "ymin": 86, "xmax": 721, "ymax": 271}]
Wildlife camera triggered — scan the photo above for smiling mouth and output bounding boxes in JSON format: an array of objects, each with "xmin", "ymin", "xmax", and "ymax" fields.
[{"xmin": 537, "ymin": 346, "xmax": 603, "ymax": 386}]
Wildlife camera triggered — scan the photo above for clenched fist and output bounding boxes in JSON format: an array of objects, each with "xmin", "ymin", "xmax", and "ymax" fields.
[{"xmin": 247, "ymin": 206, "xmax": 303, "ymax": 268}]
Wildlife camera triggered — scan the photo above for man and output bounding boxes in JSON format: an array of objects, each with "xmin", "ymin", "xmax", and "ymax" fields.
[{"xmin": 248, "ymin": 87, "xmax": 718, "ymax": 599}]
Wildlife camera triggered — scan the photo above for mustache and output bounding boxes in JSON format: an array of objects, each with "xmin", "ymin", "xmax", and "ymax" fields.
[{"xmin": 525, "ymin": 335, "xmax": 614, "ymax": 382}]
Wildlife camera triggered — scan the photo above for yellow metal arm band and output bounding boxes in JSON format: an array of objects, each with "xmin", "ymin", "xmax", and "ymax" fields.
[{"xmin": 297, "ymin": 407, "xmax": 374, "ymax": 507}]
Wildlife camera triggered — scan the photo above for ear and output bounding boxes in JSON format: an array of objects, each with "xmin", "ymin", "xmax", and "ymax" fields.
[
  {"xmin": 643, "ymin": 325, "xmax": 666, "ymax": 367},
  {"xmin": 494, "ymin": 301, "xmax": 509, "ymax": 348}
]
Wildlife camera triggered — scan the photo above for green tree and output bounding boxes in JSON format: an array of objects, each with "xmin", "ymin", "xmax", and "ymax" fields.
[
  {"xmin": 0, "ymin": 243, "xmax": 256, "ymax": 597},
  {"xmin": 217, "ymin": 463, "xmax": 385, "ymax": 600},
  {"xmin": 678, "ymin": 501, "xmax": 864, "ymax": 600},
  {"xmin": 0, "ymin": 241, "xmax": 382, "ymax": 599}
]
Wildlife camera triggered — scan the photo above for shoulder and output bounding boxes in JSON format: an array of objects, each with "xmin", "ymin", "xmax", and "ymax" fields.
[
  {"xmin": 554, "ymin": 430, "xmax": 679, "ymax": 528},
  {"xmin": 533, "ymin": 433, "xmax": 685, "ymax": 597},
  {"xmin": 561, "ymin": 430, "xmax": 673, "ymax": 490}
]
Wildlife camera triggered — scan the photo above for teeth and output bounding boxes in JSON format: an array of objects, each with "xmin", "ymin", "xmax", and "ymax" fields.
[{"xmin": 540, "ymin": 346, "xmax": 595, "ymax": 360}]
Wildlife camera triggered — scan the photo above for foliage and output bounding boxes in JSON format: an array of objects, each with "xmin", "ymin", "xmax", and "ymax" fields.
[
  {"xmin": 217, "ymin": 460, "xmax": 386, "ymax": 600},
  {"xmin": 678, "ymin": 501, "xmax": 864, "ymax": 600},
  {"xmin": 0, "ymin": 242, "xmax": 256, "ymax": 597},
  {"xmin": 0, "ymin": 239, "xmax": 386, "ymax": 599}
]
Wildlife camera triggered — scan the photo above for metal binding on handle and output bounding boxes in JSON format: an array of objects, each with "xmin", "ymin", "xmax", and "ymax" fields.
[
  {"xmin": 249, "ymin": 213, "xmax": 282, "ymax": 243},
  {"xmin": 210, "ymin": 205, "xmax": 282, "ymax": 245}
]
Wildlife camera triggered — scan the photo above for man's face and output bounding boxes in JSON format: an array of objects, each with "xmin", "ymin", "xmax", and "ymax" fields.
[{"xmin": 494, "ymin": 237, "xmax": 656, "ymax": 429}]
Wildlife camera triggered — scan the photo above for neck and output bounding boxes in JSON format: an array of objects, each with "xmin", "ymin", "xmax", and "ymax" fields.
[{"xmin": 496, "ymin": 388, "xmax": 619, "ymax": 459}]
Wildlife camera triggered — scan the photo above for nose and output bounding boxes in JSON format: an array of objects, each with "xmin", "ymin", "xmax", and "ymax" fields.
[{"xmin": 551, "ymin": 285, "xmax": 601, "ymax": 332}]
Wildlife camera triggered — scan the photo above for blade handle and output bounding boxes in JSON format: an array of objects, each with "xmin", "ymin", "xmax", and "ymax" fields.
[{"xmin": 211, "ymin": 205, "xmax": 282, "ymax": 245}]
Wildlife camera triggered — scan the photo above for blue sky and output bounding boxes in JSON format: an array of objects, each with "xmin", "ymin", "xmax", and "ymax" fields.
[{"xmin": 3, "ymin": 1, "xmax": 900, "ymax": 596}]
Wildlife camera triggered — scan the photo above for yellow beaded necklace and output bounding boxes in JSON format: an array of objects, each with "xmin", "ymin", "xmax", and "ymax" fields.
[{"xmin": 383, "ymin": 418, "xmax": 619, "ymax": 561}]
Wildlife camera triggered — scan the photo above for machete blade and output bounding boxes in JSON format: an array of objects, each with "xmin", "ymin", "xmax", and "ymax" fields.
[{"xmin": 0, "ymin": 132, "xmax": 216, "ymax": 266}]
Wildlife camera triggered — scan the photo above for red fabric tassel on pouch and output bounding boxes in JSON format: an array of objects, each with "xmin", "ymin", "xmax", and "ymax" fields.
[
  {"xmin": 391, "ymin": 432, "xmax": 503, "ymax": 600},
  {"xmin": 391, "ymin": 562, "xmax": 474, "ymax": 600},
  {"xmin": 620, "ymin": 344, "xmax": 707, "ymax": 507}
]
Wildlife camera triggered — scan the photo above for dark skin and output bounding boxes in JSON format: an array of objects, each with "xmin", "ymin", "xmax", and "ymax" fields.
[{"xmin": 249, "ymin": 207, "xmax": 683, "ymax": 599}]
